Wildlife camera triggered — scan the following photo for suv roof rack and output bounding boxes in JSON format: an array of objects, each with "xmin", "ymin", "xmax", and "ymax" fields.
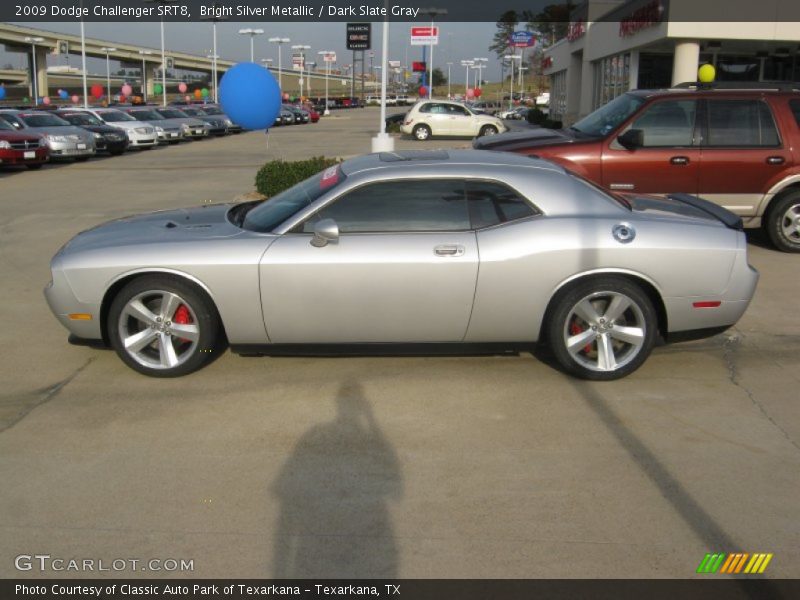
[{"xmin": 673, "ymin": 81, "xmax": 800, "ymax": 91}]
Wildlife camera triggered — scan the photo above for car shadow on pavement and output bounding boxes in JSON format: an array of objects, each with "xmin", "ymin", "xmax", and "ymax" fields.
[{"xmin": 270, "ymin": 380, "xmax": 403, "ymax": 578}]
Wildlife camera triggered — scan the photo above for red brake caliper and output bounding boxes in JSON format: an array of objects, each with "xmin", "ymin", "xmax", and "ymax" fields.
[
  {"xmin": 571, "ymin": 321, "xmax": 592, "ymax": 354},
  {"xmin": 173, "ymin": 304, "xmax": 192, "ymax": 343}
]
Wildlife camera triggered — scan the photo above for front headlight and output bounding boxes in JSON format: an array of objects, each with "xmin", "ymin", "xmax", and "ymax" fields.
[
  {"xmin": 93, "ymin": 132, "xmax": 103, "ymax": 139},
  {"xmin": 134, "ymin": 127, "xmax": 148, "ymax": 134},
  {"xmin": 224, "ymin": 118, "xmax": 233, "ymax": 126},
  {"xmin": 155, "ymin": 126, "xmax": 164, "ymax": 133},
  {"xmin": 181, "ymin": 123, "xmax": 190, "ymax": 132},
  {"xmin": 0, "ymin": 140, "xmax": 10, "ymax": 149}
]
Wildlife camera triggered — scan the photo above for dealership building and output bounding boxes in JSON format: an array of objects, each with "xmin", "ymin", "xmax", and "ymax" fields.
[{"xmin": 543, "ymin": 0, "xmax": 800, "ymax": 124}]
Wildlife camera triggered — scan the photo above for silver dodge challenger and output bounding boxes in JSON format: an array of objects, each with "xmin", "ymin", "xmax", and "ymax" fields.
[{"xmin": 45, "ymin": 150, "xmax": 758, "ymax": 380}]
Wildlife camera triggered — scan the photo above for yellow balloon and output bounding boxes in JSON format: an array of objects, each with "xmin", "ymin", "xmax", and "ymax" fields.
[{"xmin": 698, "ymin": 63, "xmax": 716, "ymax": 83}]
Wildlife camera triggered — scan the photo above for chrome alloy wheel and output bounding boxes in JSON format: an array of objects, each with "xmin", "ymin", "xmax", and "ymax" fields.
[
  {"xmin": 562, "ymin": 291, "xmax": 646, "ymax": 373},
  {"xmin": 117, "ymin": 290, "xmax": 200, "ymax": 370},
  {"xmin": 780, "ymin": 201, "xmax": 800, "ymax": 244}
]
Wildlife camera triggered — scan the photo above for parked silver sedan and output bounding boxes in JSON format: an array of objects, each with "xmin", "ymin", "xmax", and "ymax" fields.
[
  {"xmin": 0, "ymin": 110, "xmax": 95, "ymax": 160},
  {"xmin": 121, "ymin": 107, "xmax": 183, "ymax": 143},
  {"xmin": 153, "ymin": 107, "xmax": 210, "ymax": 140},
  {"xmin": 44, "ymin": 150, "xmax": 758, "ymax": 380}
]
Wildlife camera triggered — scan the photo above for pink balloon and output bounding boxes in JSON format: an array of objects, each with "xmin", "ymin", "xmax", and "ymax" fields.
[
  {"xmin": 71, "ymin": 95, "xmax": 80, "ymax": 103},
  {"xmin": 121, "ymin": 84, "xmax": 132, "ymax": 97},
  {"xmin": 185, "ymin": 95, "xmax": 191, "ymax": 102},
  {"xmin": 42, "ymin": 96, "xmax": 51, "ymax": 105},
  {"xmin": 466, "ymin": 88, "xmax": 475, "ymax": 99},
  {"xmin": 282, "ymin": 92, "xmax": 289, "ymax": 101},
  {"xmin": 178, "ymin": 82, "xmax": 188, "ymax": 94}
]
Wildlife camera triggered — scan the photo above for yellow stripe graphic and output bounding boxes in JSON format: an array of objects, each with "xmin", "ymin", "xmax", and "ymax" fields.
[
  {"xmin": 744, "ymin": 554, "xmax": 761, "ymax": 574},
  {"xmin": 757, "ymin": 554, "xmax": 773, "ymax": 574}
]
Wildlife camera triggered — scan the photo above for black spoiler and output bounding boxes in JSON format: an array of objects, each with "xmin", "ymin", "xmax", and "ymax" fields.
[{"xmin": 666, "ymin": 193, "xmax": 744, "ymax": 231}]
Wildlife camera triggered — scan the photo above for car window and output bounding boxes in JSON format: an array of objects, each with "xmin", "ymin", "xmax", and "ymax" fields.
[
  {"xmin": 790, "ymin": 100, "xmax": 800, "ymax": 128},
  {"xmin": 19, "ymin": 113, "xmax": 71, "ymax": 127},
  {"xmin": 705, "ymin": 100, "xmax": 780, "ymax": 147},
  {"xmin": 98, "ymin": 110, "xmax": 135, "ymax": 122},
  {"xmin": 202, "ymin": 107, "xmax": 223, "ymax": 115},
  {"xmin": 0, "ymin": 113, "xmax": 25, "ymax": 129},
  {"xmin": 628, "ymin": 100, "xmax": 697, "ymax": 147},
  {"xmin": 157, "ymin": 109, "xmax": 187, "ymax": 119},
  {"xmin": 446, "ymin": 104, "xmax": 470, "ymax": 116},
  {"xmin": 571, "ymin": 93, "xmax": 646, "ymax": 137},
  {"xmin": 242, "ymin": 165, "xmax": 347, "ymax": 232},
  {"xmin": 128, "ymin": 110, "xmax": 162, "ymax": 121},
  {"xmin": 0, "ymin": 119, "xmax": 13, "ymax": 131},
  {"xmin": 60, "ymin": 113, "xmax": 102, "ymax": 126},
  {"xmin": 418, "ymin": 103, "xmax": 434, "ymax": 113},
  {"xmin": 466, "ymin": 181, "xmax": 539, "ymax": 228},
  {"xmin": 304, "ymin": 179, "xmax": 470, "ymax": 233}
]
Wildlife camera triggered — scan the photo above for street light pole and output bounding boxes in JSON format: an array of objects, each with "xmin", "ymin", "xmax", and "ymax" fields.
[
  {"xmin": 200, "ymin": 3, "xmax": 227, "ymax": 103},
  {"xmin": 238, "ymin": 28, "xmax": 265, "ymax": 62},
  {"xmin": 144, "ymin": 0, "xmax": 177, "ymax": 107},
  {"xmin": 101, "ymin": 47, "xmax": 117, "ymax": 102},
  {"xmin": 269, "ymin": 37, "xmax": 290, "ymax": 92},
  {"xmin": 446, "ymin": 62, "xmax": 452, "ymax": 98},
  {"xmin": 420, "ymin": 7, "xmax": 447, "ymax": 99},
  {"xmin": 292, "ymin": 44, "xmax": 310, "ymax": 99},
  {"xmin": 318, "ymin": 51, "xmax": 334, "ymax": 115},
  {"xmin": 79, "ymin": 0, "xmax": 88, "ymax": 107}
]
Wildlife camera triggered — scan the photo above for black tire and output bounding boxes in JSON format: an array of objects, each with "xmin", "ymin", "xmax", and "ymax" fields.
[
  {"xmin": 479, "ymin": 125, "xmax": 499, "ymax": 137},
  {"xmin": 413, "ymin": 124, "xmax": 431, "ymax": 141},
  {"xmin": 108, "ymin": 275, "xmax": 221, "ymax": 377},
  {"xmin": 546, "ymin": 276, "xmax": 657, "ymax": 381},
  {"xmin": 25, "ymin": 164, "xmax": 43, "ymax": 170},
  {"xmin": 110, "ymin": 149, "xmax": 126, "ymax": 156},
  {"xmin": 765, "ymin": 190, "xmax": 800, "ymax": 252}
]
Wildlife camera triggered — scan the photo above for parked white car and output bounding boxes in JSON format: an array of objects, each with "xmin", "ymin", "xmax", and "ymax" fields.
[{"xmin": 400, "ymin": 100, "xmax": 507, "ymax": 141}]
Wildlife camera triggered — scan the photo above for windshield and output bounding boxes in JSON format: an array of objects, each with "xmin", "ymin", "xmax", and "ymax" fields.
[
  {"xmin": 157, "ymin": 109, "xmax": 187, "ymax": 119},
  {"xmin": 0, "ymin": 114, "xmax": 24, "ymax": 129},
  {"xmin": 571, "ymin": 93, "xmax": 646, "ymax": 137},
  {"xmin": 0, "ymin": 119, "xmax": 13, "ymax": 131},
  {"xmin": 128, "ymin": 110, "xmax": 162, "ymax": 121},
  {"xmin": 19, "ymin": 114, "xmax": 70, "ymax": 127},
  {"xmin": 202, "ymin": 107, "xmax": 222, "ymax": 115},
  {"xmin": 181, "ymin": 108, "xmax": 204, "ymax": 116},
  {"xmin": 99, "ymin": 110, "xmax": 135, "ymax": 122},
  {"xmin": 242, "ymin": 165, "xmax": 346, "ymax": 232},
  {"xmin": 60, "ymin": 113, "xmax": 102, "ymax": 126}
]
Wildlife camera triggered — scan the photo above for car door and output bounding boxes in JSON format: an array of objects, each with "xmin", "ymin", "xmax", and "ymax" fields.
[
  {"xmin": 415, "ymin": 103, "xmax": 451, "ymax": 135},
  {"xmin": 697, "ymin": 98, "xmax": 789, "ymax": 217},
  {"xmin": 260, "ymin": 178, "xmax": 479, "ymax": 343},
  {"xmin": 601, "ymin": 98, "xmax": 700, "ymax": 195},
  {"xmin": 446, "ymin": 104, "xmax": 477, "ymax": 136}
]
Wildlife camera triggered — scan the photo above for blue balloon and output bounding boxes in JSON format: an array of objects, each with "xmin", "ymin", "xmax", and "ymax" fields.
[
  {"xmin": 0, "ymin": 86, "xmax": 6, "ymax": 100},
  {"xmin": 219, "ymin": 62, "xmax": 281, "ymax": 130},
  {"xmin": 59, "ymin": 89, "xmax": 69, "ymax": 99}
]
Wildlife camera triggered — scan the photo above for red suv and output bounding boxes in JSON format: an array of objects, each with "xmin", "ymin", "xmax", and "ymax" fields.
[
  {"xmin": 0, "ymin": 118, "xmax": 49, "ymax": 169},
  {"xmin": 475, "ymin": 83, "xmax": 800, "ymax": 252}
]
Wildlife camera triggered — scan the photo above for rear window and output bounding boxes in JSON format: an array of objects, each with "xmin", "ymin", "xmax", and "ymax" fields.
[
  {"xmin": 466, "ymin": 180, "xmax": 539, "ymax": 228},
  {"xmin": 705, "ymin": 100, "xmax": 780, "ymax": 147},
  {"xmin": 789, "ymin": 99, "xmax": 800, "ymax": 128}
]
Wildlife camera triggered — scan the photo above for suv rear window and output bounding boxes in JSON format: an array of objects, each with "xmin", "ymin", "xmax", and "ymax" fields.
[{"xmin": 705, "ymin": 99, "xmax": 779, "ymax": 147}]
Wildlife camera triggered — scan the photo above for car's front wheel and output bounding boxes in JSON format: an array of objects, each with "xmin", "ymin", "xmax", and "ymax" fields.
[
  {"xmin": 479, "ymin": 125, "xmax": 499, "ymax": 137},
  {"xmin": 108, "ymin": 276, "xmax": 221, "ymax": 377},
  {"xmin": 413, "ymin": 124, "xmax": 431, "ymax": 141},
  {"xmin": 766, "ymin": 191, "xmax": 800, "ymax": 253},
  {"xmin": 547, "ymin": 277, "xmax": 657, "ymax": 380}
]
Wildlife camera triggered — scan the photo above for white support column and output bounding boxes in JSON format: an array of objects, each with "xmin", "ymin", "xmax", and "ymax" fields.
[
  {"xmin": 671, "ymin": 41, "xmax": 700, "ymax": 86},
  {"xmin": 628, "ymin": 50, "xmax": 639, "ymax": 90}
]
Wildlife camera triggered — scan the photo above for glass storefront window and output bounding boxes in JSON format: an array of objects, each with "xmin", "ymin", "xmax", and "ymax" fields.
[{"xmin": 593, "ymin": 53, "xmax": 631, "ymax": 109}]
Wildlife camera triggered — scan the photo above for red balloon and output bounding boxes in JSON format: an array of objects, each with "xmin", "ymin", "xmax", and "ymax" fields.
[
  {"xmin": 91, "ymin": 84, "xmax": 103, "ymax": 99},
  {"xmin": 474, "ymin": 88, "xmax": 482, "ymax": 98},
  {"xmin": 42, "ymin": 96, "xmax": 51, "ymax": 105},
  {"xmin": 178, "ymin": 82, "xmax": 188, "ymax": 94},
  {"xmin": 418, "ymin": 86, "xmax": 428, "ymax": 96}
]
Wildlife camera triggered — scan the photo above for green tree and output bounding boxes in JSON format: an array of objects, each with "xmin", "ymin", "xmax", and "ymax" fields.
[
  {"xmin": 489, "ymin": 10, "xmax": 519, "ymax": 58},
  {"xmin": 523, "ymin": 2, "xmax": 575, "ymax": 46},
  {"xmin": 431, "ymin": 67, "xmax": 447, "ymax": 87}
]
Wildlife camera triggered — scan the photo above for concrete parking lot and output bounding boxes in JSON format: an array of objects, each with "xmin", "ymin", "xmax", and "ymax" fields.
[{"xmin": 0, "ymin": 107, "xmax": 798, "ymax": 579}]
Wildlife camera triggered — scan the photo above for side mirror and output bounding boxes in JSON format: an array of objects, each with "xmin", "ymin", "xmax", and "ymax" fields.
[
  {"xmin": 310, "ymin": 218, "xmax": 339, "ymax": 248},
  {"xmin": 617, "ymin": 128, "xmax": 644, "ymax": 150}
]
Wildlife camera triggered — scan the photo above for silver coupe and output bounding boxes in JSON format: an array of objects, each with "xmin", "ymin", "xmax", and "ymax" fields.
[{"xmin": 44, "ymin": 150, "xmax": 758, "ymax": 380}]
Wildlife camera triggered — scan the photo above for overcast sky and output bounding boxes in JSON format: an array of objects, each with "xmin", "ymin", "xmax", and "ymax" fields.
[{"xmin": 2, "ymin": 21, "xmax": 510, "ymax": 81}]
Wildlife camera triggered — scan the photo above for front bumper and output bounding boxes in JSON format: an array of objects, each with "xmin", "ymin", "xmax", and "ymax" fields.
[
  {"xmin": 157, "ymin": 130, "xmax": 184, "ymax": 143},
  {"xmin": 48, "ymin": 140, "xmax": 95, "ymax": 159},
  {"xmin": 0, "ymin": 147, "xmax": 49, "ymax": 165},
  {"xmin": 44, "ymin": 269, "xmax": 102, "ymax": 341}
]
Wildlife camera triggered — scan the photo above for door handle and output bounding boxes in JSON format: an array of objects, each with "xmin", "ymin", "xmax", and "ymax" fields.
[
  {"xmin": 670, "ymin": 156, "xmax": 690, "ymax": 165},
  {"xmin": 434, "ymin": 244, "xmax": 465, "ymax": 257},
  {"xmin": 766, "ymin": 156, "xmax": 785, "ymax": 165}
]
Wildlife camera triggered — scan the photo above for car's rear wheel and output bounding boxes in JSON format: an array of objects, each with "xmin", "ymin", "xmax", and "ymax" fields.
[
  {"xmin": 108, "ymin": 276, "xmax": 220, "ymax": 377},
  {"xmin": 413, "ymin": 124, "xmax": 431, "ymax": 141},
  {"xmin": 547, "ymin": 277, "xmax": 657, "ymax": 380},
  {"xmin": 766, "ymin": 191, "xmax": 800, "ymax": 253},
  {"xmin": 479, "ymin": 125, "xmax": 499, "ymax": 137}
]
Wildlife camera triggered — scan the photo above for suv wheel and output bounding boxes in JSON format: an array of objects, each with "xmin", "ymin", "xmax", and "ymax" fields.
[
  {"xmin": 547, "ymin": 277, "xmax": 657, "ymax": 380},
  {"xmin": 766, "ymin": 191, "xmax": 800, "ymax": 253},
  {"xmin": 413, "ymin": 124, "xmax": 431, "ymax": 141}
]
